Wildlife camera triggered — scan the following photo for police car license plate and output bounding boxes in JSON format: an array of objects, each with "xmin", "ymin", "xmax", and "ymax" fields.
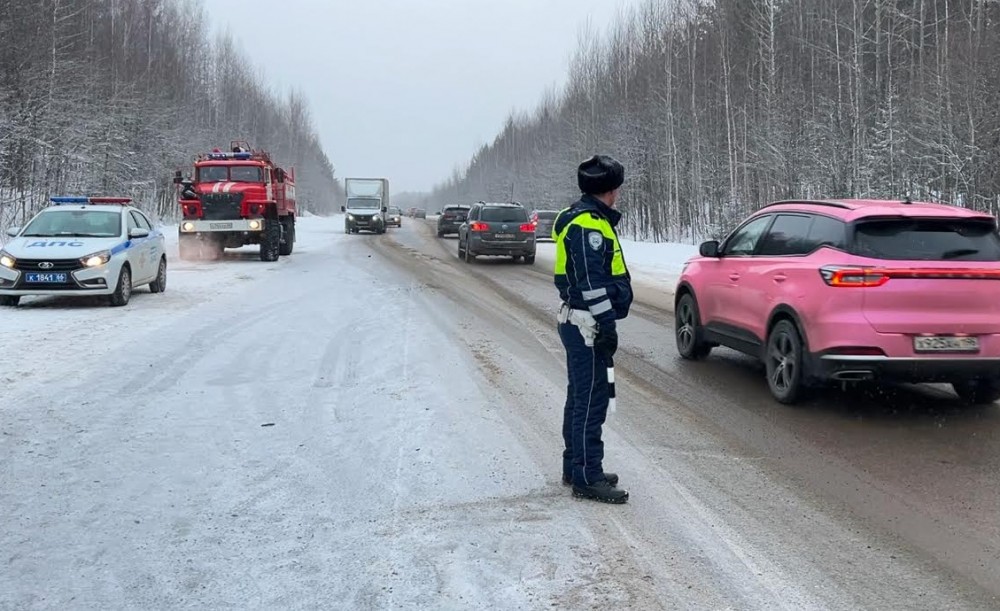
[{"xmin": 25, "ymin": 272, "xmax": 68, "ymax": 283}]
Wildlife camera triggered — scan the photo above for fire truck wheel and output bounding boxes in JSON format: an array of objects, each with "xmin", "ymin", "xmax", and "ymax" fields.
[
  {"xmin": 149, "ymin": 257, "xmax": 167, "ymax": 293},
  {"xmin": 260, "ymin": 219, "xmax": 281, "ymax": 262},
  {"xmin": 279, "ymin": 217, "xmax": 295, "ymax": 256},
  {"xmin": 108, "ymin": 265, "xmax": 132, "ymax": 307}
]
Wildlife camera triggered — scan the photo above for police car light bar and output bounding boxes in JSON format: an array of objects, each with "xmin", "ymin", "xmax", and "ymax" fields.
[{"xmin": 50, "ymin": 196, "xmax": 132, "ymax": 205}]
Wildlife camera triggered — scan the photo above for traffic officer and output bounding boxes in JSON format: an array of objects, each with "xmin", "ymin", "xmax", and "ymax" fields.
[{"xmin": 553, "ymin": 155, "xmax": 633, "ymax": 504}]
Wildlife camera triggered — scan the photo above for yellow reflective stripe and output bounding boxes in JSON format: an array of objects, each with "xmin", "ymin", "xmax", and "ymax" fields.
[{"xmin": 554, "ymin": 211, "xmax": 627, "ymax": 278}]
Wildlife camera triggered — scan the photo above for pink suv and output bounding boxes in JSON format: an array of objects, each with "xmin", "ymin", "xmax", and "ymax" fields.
[{"xmin": 675, "ymin": 199, "xmax": 1000, "ymax": 404}]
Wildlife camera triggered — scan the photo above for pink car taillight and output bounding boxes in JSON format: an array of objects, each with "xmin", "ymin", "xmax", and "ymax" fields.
[
  {"xmin": 819, "ymin": 266, "xmax": 890, "ymax": 287},
  {"xmin": 819, "ymin": 266, "xmax": 1000, "ymax": 287}
]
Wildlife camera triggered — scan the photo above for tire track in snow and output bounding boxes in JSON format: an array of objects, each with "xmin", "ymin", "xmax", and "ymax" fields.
[{"xmin": 366, "ymin": 220, "xmax": 996, "ymax": 609}]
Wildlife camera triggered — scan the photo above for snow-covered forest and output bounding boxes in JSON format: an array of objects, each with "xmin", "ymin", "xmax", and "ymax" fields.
[
  {"xmin": 433, "ymin": 0, "xmax": 1000, "ymax": 242},
  {"xmin": 0, "ymin": 0, "xmax": 341, "ymax": 228}
]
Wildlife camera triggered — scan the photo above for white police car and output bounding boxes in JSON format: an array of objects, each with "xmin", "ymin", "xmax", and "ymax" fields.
[{"xmin": 0, "ymin": 197, "xmax": 167, "ymax": 307}]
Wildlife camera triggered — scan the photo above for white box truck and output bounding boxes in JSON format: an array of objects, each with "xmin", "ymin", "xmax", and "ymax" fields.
[{"xmin": 342, "ymin": 178, "xmax": 390, "ymax": 235}]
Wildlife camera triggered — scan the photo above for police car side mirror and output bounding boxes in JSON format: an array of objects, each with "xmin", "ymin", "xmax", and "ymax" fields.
[
  {"xmin": 699, "ymin": 240, "xmax": 720, "ymax": 258},
  {"xmin": 129, "ymin": 228, "xmax": 150, "ymax": 239},
  {"xmin": 6, "ymin": 226, "xmax": 20, "ymax": 237}
]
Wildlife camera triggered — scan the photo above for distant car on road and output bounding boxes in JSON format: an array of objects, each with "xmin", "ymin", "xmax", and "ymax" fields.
[
  {"xmin": 437, "ymin": 205, "xmax": 470, "ymax": 237},
  {"xmin": 0, "ymin": 197, "xmax": 167, "ymax": 308},
  {"xmin": 530, "ymin": 209, "xmax": 561, "ymax": 240},
  {"xmin": 457, "ymin": 202, "xmax": 536, "ymax": 264},
  {"xmin": 414, "ymin": 209, "xmax": 427, "ymax": 219},
  {"xmin": 387, "ymin": 207, "xmax": 402, "ymax": 227},
  {"xmin": 675, "ymin": 198, "xmax": 1000, "ymax": 405}
]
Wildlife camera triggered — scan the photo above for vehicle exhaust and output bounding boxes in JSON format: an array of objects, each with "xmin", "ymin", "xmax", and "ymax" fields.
[{"xmin": 831, "ymin": 370, "xmax": 875, "ymax": 381}]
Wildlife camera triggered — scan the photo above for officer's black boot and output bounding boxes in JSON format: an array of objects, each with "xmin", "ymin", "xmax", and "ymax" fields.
[
  {"xmin": 572, "ymin": 479, "xmax": 628, "ymax": 504},
  {"xmin": 563, "ymin": 472, "xmax": 618, "ymax": 487}
]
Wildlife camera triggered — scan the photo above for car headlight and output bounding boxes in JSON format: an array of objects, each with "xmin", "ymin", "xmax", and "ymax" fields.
[
  {"xmin": 248, "ymin": 220, "xmax": 262, "ymax": 230},
  {"xmin": 81, "ymin": 250, "xmax": 111, "ymax": 268},
  {"xmin": 347, "ymin": 214, "xmax": 355, "ymax": 221},
  {"xmin": 0, "ymin": 251, "xmax": 14, "ymax": 269},
  {"xmin": 182, "ymin": 222, "xmax": 196, "ymax": 232}
]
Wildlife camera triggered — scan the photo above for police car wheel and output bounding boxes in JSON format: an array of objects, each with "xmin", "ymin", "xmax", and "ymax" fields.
[
  {"xmin": 109, "ymin": 265, "xmax": 132, "ymax": 307},
  {"xmin": 149, "ymin": 257, "xmax": 167, "ymax": 294},
  {"xmin": 0, "ymin": 296, "xmax": 19, "ymax": 307}
]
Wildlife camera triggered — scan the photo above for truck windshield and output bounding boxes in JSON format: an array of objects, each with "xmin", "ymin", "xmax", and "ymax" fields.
[
  {"xmin": 348, "ymin": 198, "xmax": 380, "ymax": 209},
  {"xmin": 230, "ymin": 166, "xmax": 263, "ymax": 182},
  {"xmin": 197, "ymin": 166, "xmax": 228, "ymax": 182},
  {"xmin": 22, "ymin": 210, "xmax": 121, "ymax": 238}
]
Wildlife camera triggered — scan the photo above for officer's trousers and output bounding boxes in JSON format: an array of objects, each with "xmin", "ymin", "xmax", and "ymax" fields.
[{"xmin": 559, "ymin": 321, "xmax": 610, "ymax": 486}]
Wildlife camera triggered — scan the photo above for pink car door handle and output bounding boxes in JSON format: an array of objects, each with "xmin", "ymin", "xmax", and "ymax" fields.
[
  {"xmin": 773, "ymin": 274, "xmax": 788, "ymax": 283},
  {"xmin": 729, "ymin": 273, "xmax": 740, "ymax": 281}
]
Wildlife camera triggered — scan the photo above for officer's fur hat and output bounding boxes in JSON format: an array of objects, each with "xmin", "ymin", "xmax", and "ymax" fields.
[{"xmin": 578, "ymin": 155, "xmax": 625, "ymax": 195}]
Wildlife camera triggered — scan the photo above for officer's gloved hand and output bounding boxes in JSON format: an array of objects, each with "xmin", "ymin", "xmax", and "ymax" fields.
[{"xmin": 595, "ymin": 323, "xmax": 618, "ymax": 359}]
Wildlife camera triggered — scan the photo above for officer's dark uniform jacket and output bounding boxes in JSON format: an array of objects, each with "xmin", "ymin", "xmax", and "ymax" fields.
[{"xmin": 553, "ymin": 194, "xmax": 633, "ymax": 328}]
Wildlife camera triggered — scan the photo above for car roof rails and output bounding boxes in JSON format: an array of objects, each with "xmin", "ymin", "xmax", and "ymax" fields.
[{"xmin": 762, "ymin": 199, "xmax": 852, "ymax": 210}]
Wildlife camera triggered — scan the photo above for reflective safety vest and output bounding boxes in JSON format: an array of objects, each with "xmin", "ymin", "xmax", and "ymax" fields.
[{"xmin": 553, "ymin": 198, "xmax": 632, "ymax": 326}]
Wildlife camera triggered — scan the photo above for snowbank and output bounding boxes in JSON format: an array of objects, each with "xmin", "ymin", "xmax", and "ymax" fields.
[{"xmin": 535, "ymin": 237, "xmax": 697, "ymax": 293}]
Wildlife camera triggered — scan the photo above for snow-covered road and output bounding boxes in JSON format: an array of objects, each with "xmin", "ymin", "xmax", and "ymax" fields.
[{"xmin": 2, "ymin": 215, "xmax": 999, "ymax": 609}]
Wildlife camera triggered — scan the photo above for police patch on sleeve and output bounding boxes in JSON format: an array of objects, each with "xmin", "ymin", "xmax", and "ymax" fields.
[{"xmin": 588, "ymin": 231, "xmax": 604, "ymax": 251}]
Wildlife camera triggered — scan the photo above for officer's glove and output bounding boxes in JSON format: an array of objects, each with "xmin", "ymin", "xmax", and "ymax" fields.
[{"xmin": 594, "ymin": 324, "xmax": 618, "ymax": 359}]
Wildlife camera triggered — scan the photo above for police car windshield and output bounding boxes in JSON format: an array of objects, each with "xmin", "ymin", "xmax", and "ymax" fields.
[
  {"xmin": 348, "ymin": 198, "xmax": 380, "ymax": 209},
  {"xmin": 22, "ymin": 210, "xmax": 121, "ymax": 238}
]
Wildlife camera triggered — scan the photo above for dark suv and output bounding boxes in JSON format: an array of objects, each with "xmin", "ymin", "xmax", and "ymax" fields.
[
  {"xmin": 457, "ymin": 202, "xmax": 536, "ymax": 264},
  {"xmin": 437, "ymin": 205, "xmax": 470, "ymax": 237}
]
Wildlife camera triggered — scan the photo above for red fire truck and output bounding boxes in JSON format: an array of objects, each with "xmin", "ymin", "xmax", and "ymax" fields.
[{"xmin": 174, "ymin": 141, "xmax": 296, "ymax": 261}]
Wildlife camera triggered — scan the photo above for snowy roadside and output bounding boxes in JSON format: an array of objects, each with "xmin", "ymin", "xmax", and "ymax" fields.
[
  {"xmin": 0, "ymin": 218, "xmax": 315, "ymax": 398},
  {"xmin": 0, "ymin": 214, "xmax": 653, "ymax": 608},
  {"xmin": 533, "ymin": 237, "xmax": 696, "ymax": 309}
]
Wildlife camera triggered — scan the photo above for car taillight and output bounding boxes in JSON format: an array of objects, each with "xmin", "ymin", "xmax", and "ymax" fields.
[
  {"xmin": 819, "ymin": 266, "xmax": 889, "ymax": 287},
  {"xmin": 820, "ymin": 265, "xmax": 1000, "ymax": 287},
  {"xmin": 519, "ymin": 223, "xmax": 535, "ymax": 232},
  {"xmin": 470, "ymin": 222, "xmax": 489, "ymax": 232}
]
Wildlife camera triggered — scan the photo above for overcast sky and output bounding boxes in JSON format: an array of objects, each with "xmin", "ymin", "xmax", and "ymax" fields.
[{"xmin": 203, "ymin": 0, "xmax": 642, "ymax": 193}]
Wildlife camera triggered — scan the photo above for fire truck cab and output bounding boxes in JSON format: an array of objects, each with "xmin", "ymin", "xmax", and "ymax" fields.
[{"xmin": 175, "ymin": 141, "xmax": 296, "ymax": 262}]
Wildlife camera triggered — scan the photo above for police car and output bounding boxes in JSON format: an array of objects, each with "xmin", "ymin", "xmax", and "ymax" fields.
[{"xmin": 0, "ymin": 197, "xmax": 167, "ymax": 307}]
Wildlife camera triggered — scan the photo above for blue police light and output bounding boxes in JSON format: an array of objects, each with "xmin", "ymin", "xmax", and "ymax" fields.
[
  {"xmin": 49, "ymin": 196, "xmax": 132, "ymax": 205},
  {"xmin": 233, "ymin": 152, "xmax": 252, "ymax": 160}
]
